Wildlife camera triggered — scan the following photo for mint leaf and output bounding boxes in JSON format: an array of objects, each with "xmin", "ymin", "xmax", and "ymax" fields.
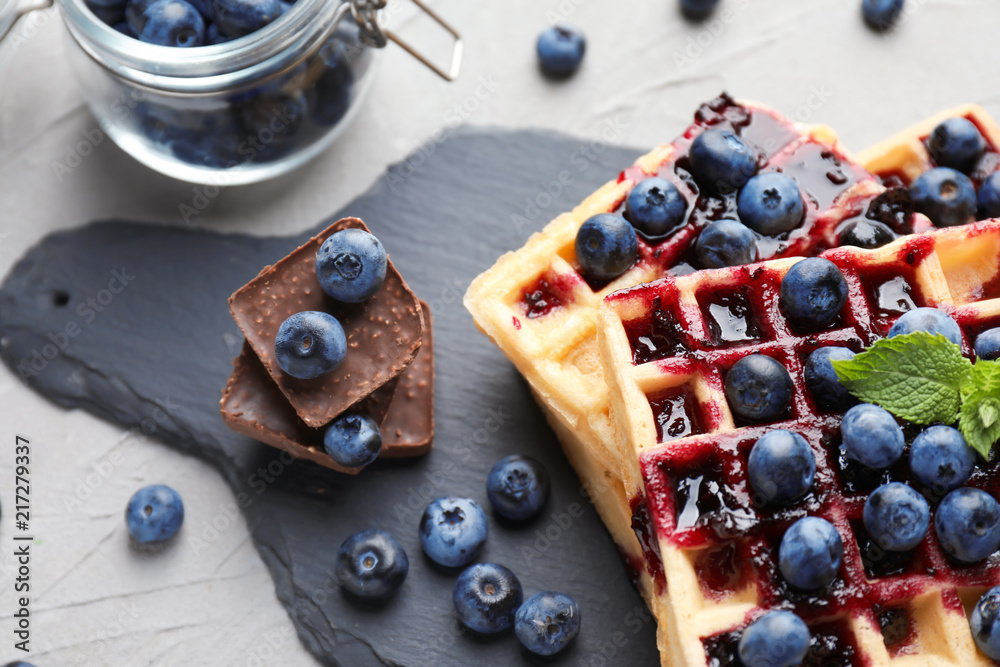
[
  {"xmin": 960, "ymin": 360, "xmax": 1000, "ymax": 459},
  {"xmin": 832, "ymin": 332, "xmax": 971, "ymax": 424}
]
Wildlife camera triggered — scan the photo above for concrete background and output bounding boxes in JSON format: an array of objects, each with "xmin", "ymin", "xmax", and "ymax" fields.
[{"xmin": 1, "ymin": 0, "xmax": 999, "ymax": 664}]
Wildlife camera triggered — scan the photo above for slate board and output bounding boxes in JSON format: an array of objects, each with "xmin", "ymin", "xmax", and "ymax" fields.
[{"xmin": 0, "ymin": 127, "xmax": 660, "ymax": 667}]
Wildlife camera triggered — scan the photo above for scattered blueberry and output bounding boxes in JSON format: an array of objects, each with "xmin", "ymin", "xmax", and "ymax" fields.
[
  {"xmin": 575, "ymin": 213, "xmax": 638, "ymax": 282},
  {"xmin": 978, "ymin": 172, "xmax": 1000, "ymax": 220},
  {"xmin": 536, "ymin": 24, "xmax": 586, "ymax": 77},
  {"xmin": 486, "ymin": 455, "xmax": 550, "ymax": 521},
  {"xmin": 695, "ymin": 218, "xmax": 759, "ymax": 269},
  {"xmin": 211, "ymin": 0, "xmax": 280, "ymax": 37},
  {"xmin": 689, "ymin": 129, "xmax": 758, "ymax": 194},
  {"xmin": 126, "ymin": 484, "xmax": 184, "ymax": 544},
  {"xmin": 515, "ymin": 591, "xmax": 581, "ymax": 656},
  {"xmin": 335, "ymin": 529, "xmax": 408, "ymax": 599},
  {"xmin": 971, "ymin": 586, "xmax": 1000, "ymax": 661},
  {"xmin": 861, "ymin": 0, "xmax": 904, "ymax": 30},
  {"xmin": 841, "ymin": 403, "xmax": 905, "ymax": 469},
  {"xmin": 274, "ymin": 311, "xmax": 347, "ymax": 379},
  {"xmin": 779, "ymin": 516, "xmax": 843, "ymax": 590},
  {"xmin": 838, "ymin": 218, "xmax": 895, "ymax": 249},
  {"xmin": 680, "ymin": 0, "xmax": 720, "ymax": 18},
  {"xmin": 138, "ymin": 0, "xmax": 205, "ymax": 47},
  {"xmin": 975, "ymin": 327, "xmax": 1000, "ymax": 360},
  {"xmin": 863, "ymin": 482, "xmax": 930, "ymax": 552},
  {"xmin": 927, "ymin": 117, "xmax": 986, "ymax": 173},
  {"xmin": 935, "ymin": 487, "xmax": 1000, "ymax": 563},
  {"xmin": 779, "ymin": 258, "xmax": 848, "ymax": 329},
  {"xmin": 3, "ymin": 662, "xmax": 38, "ymax": 667},
  {"xmin": 747, "ymin": 430, "xmax": 815, "ymax": 506},
  {"xmin": 737, "ymin": 172, "xmax": 805, "ymax": 235},
  {"xmin": 324, "ymin": 414, "xmax": 382, "ymax": 469},
  {"xmin": 453, "ymin": 563, "xmax": 523, "ymax": 634},
  {"xmin": 804, "ymin": 346, "xmax": 857, "ymax": 411},
  {"xmin": 625, "ymin": 177, "xmax": 687, "ymax": 238},
  {"xmin": 910, "ymin": 167, "xmax": 977, "ymax": 228},
  {"xmin": 909, "ymin": 425, "xmax": 976, "ymax": 496},
  {"xmin": 888, "ymin": 307, "xmax": 962, "ymax": 346},
  {"xmin": 419, "ymin": 497, "xmax": 488, "ymax": 568},
  {"xmin": 315, "ymin": 229, "xmax": 387, "ymax": 303},
  {"xmin": 724, "ymin": 354, "xmax": 793, "ymax": 423},
  {"xmin": 738, "ymin": 610, "xmax": 811, "ymax": 667}
]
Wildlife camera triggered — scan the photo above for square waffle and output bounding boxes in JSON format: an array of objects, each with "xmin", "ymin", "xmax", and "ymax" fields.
[{"xmin": 597, "ymin": 220, "xmax": 1000, "ymax": 666}]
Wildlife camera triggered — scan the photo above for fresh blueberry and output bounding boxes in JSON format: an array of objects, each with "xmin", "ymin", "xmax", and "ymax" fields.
[
  {"xmin": 126, "ymin": 0, "xmax": 153, "ymax": 33},
  {"xmin": 863, "ymin": 482, "xmax": 930, "ymax": 552},
  {"xmin": 315, "ymin": 229, "xmax": 388, "ymax": 303},
  {"xmin": 238, "ymin": 90, "xmax": 307, "ymax": 161},
  {"xmin": 575, "ymin": 213, "xmax": 638, "ymax": 282},
  {"xmin": 779, "ymin": 258, "xmax": 848, "ymax": 329},
  {"xmin": 88, "ymin": 0, "xmax": 126, "ymax": 25},
  {"xmin": 909, "ymin": 425, "xmax": 976, "ymax": 496},
  {"xmin": 419, "ymin": 497, "xmax": 488, "ymax": 568},
  {"xmin": 910, "ymin": 167, "xmax": 977, "ymax": 228},
  {"xmin": 536, "ymin": 24, "xmax": 586, "ymax": 77},
  {"xmin": 515, "ymin": 591, "xmax": 581, "ymax": 656},
  {"xmin": 185, "ymin": 0, "xmax": 215, "ymax": 20},
  {"xmin": 888, "ymin": 307, "xmax": 962, "ymax": 346},
  {"xmin": 453, "ymin": 563, "xmax": 523, "ymax": 634},
  {"xmin": 779, "ymin": 516, "xmax": 843, "ymax": 590},
  {"xmin": 738, "ymin": 610, "xmax": 811, "ymax": 667},
  {"xmin": 935, "ymin": 487, "xmax": 1000, "ymax": 563},
  {"xmin": 861, "ymin": 0, "xmax": 905, "ymax": 30},
  {"xmin": 804, "ymin": 346, "xmax": 857, "ymax": 411},
  {"xmin": 975, "ymin": 327, "xmax": 1000, "ymax": 360},
  {"xmin": 205, "ymin": 22, "xmax": 233, "ymax": 43},
  {"xmin": 837, "ymin": 218, "xmax": 895, "ymax": 249},
  {"xmin": 310, "ymin": 38, "xmax": 355, "ymax": 127},
  {"xmin": 695, "ymin": 219, "xmax": 759, "ymax": 269},
  {"xmin": 126, "ymin": 484, "xmax": 184, "ymax": 544},
  {"xmin": 114, "ymin": 21, "xmax": 136, "ymax": 36},
  {"xmin": 274, "ymin": 311, "xmax": 346, "ymax": 379},
  {"xmin": 625, "ymin": 177, "xmax": 686, "ymax": 238},
  {"xmin": 689, "ymin": 129, "xmax": 758, "ymax": 193},
  {"xmin": 978, "ymin": 172, "xmax": 1000, "ymax": 219},
  {"xmin": 324, "ymin": 414, "xmax": 382, "ymax": 469},
  {"xmin": 211, "ymin": 0, "xmax": 279, "ymax": 37},
  {"xmin": 680, "ymin": 0, "xmax": 720, "ymax": 18},
  {"xmin": 3, "ymin": 662, "xmax": 38, "ymax": 667},
  {"xmin": 724, "ymin": 354, "xmax": 793, "ymax": 423},
  {"xmin": 841, "ymin": 403, "xmax": 905, "ymax": 469},
  {"xmin": 737, "ymin": 172, "xmax": 805, "ymax": 235},
  {"xmin": 971, "ymin": 586, "xmax": 1000, "ymax": 661},
  {"xmin": 927, "ymin": 117, "xmax": 986, "ymax": 173},
  {"xmin": 335, "ymin": 529, "xmax": 408, "ymax": 599},
  {"xmin": 747, "ymin": 430, "xmax": 815, "ymax": 506},
  {"xmin": 486, "ymin": 455, "xmax": 550, "ymax": 521},
  {"xmin": 138, "ymin": 0, "xmax": 204, "ymax": 47}
]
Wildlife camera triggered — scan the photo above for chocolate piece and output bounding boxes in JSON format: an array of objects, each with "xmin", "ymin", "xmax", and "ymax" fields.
[
  {"xmin": 229, "ymin": 218, "xmax": 423, "ymax": 428},
  {"xmin": 380, "ymin": 301, "xmax": 435, "ymax": 456}
]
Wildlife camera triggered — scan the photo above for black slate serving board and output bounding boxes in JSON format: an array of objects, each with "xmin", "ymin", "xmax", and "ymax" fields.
[{"xmin": 0, "ymin": 127, "xmax": 660, "ymax": 666}]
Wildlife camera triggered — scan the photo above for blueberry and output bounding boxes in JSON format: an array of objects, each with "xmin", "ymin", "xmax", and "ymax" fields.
[
  {"xmin": 205, "ymin": 22, "xmax": 232, "ymax": 43},
  {"xmin": 486, "ymin": 455, "xmax": 550, "ymax": 521},
  {"xmin": 126, "ymin": 484, "xmax": 184, "ymax": 544},
  {"xmin": 841, "ymin": 403, "xmax": 905, "ymax": 469},
  {"xmin": 335, "ymin": 529, "xmax": 408, "ymax": 599},
  {"xmin": 324, "ymin": 414, "xmax": 382, "ymax": 469},
  {"xmin": 453, "ymin": 563, "xmax": 523, "ymax": 634},
  {"xmin": 185, "ymin": 0, "xmax": 215, "ymax": 20},
  {"xmin": 779, "ymin": 258, "xmax": 848, "ymax": 329},
  {"xmin": 238, "ymin": 90, "xmax": 308, "ymax": 161},
  {"xmin": 87, "ymin": 0, "xmax": 126, "ymax": 25},
  {"xmin": 935, "ymin": 487, "xmax": 1000, "ymax": 563},
  {"xmin": 837, "ymin": 218, "xmax": 895, "ymax": 249},
  {"xmin": 779, "ymin": 516, "xmax": 843, "ymax": 590},
  {"xmin": 738, "ymin": 610, "xmax": 811, "ymax": 667},
  {"xmin": 978, "ymin": 172, "xmax": 1000, "ymax": 219},
  {"xmin": 680, "ymin": 0, "xmax": 720, "ymax": 18},
  {"xmin": 747, "ymin": 430, "xmax": 815, "ymax": 506},
  {"xmin": 804, "ymin": 346, "xmax": 857, "ymax": 411},
  {"xmin": 888, "ymin": 307, "xmax": 962, "ymax": 346},
  {"xmin": 536, "ymin": 24, "xmax": 585, "ymax": 77},
  {"xmin": 515, "ymin": 591, "xmax": 581, "ymax": 656},
  {"xmin": 114, "ymin": 21, "xmax": 136, "ymax": 36},
  {"xmin": 975, "ymin": 327, "xmax": 1000, "ymax": 360},
  {"xmin": 3, "ymin": 662, "xmax": 38, "ymax": 667},
  {"xmin": 971, "ymin": 586, "xmax": 1000, "ymax": 661},
  {"xmin": 126, "ymin": 0, "xmax": 153, "ymax": 33},
  {"xmin": 575, "ymin": 213, "xmax": 638, "ymax": 282},
  {"xmin": 863, "ymin": 482, "xmax": 930, "ymax": 552},
  {"xmin": 211, "ymin": 0, "xmax": 279, "ymax": 37},
  {"xmin": 625, "ymin": 177, "xmax": 686, "ymax": 238},
  {"xmin": 861, "ymin": 0, "xmax": 905, "ymax": 30},
  {"xmin": 689, "ymin": 129, "xmax": 758, "ymax": 194},
  {"xmin": 419, "ymin": 497, "xmax": 488, "ymax": 568},
  {"xmin": 737, "ymin": 172, "xmax": 805, "ymax": 235},
  {"xmin": 909, "ymin": 425, "xmax": 976, "ymax": 496},
  {"xmin": 138, "ymin": 0, "xmax": 204, "ymax": 47},
  {"xmin": 910, "ymin": 167, "xmax": 977, "ymax": 228},
  {"xmin": 315, "ymin": 229, "xmax": 387, "ymax": 303},
  {"xmin": 274, "ymin": 311, "xmax": 347, "ymax": 379},
  {"xmin": 724, "ymin": 354, "xmax": 793, "ymax": 423},
  {"xmin": 927, "ymin": 117, "xmax": 986, "ymax": 173},
  {"xmin": 695, "ymin": 219, "xmax": 759, "ymax": 269},
  {"xmin": 310, "ymin": 39, "xmax": 355, "ymax": 127}
]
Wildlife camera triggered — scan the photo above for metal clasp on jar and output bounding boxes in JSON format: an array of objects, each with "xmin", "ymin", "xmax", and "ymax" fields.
[{"xmin": 349, "ymin": 0, "xmax": 462, "ymax": 81}]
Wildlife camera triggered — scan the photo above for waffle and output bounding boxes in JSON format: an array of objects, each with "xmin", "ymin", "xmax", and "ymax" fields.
[{"xmin": 597, "ymin": 220, "xmax": 1000, "ymax": 666}]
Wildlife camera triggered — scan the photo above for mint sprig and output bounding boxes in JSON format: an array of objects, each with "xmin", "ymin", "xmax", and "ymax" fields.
[{"xmin": 960, "ymin": 359, "xmax": 1000, "ymax": 459}]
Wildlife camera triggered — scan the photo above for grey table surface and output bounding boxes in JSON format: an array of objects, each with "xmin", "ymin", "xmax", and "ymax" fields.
[{"xmin": 1, "ymin": 0, "xmax": 999, "ymax": 665}]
